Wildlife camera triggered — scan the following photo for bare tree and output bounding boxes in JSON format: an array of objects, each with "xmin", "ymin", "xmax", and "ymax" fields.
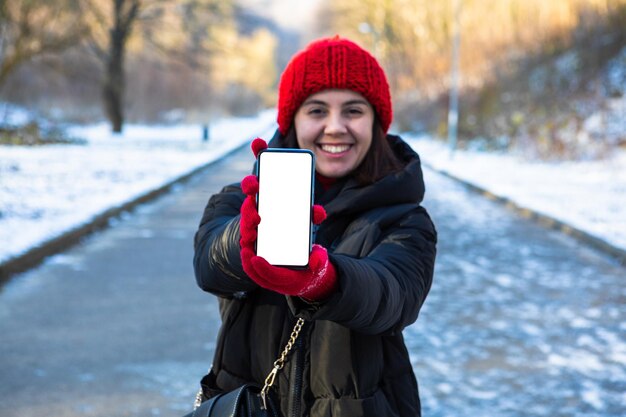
[
  {"xmin": 82, "ymin": 0, "xmax": 232, "ymax": 133},
  {"xmin": 0, "ymin": 0, "xmax": 87, "ymax": 89},
  {"xmin": 82, "ymin": 0, "xmax": 141, "ymax": 133},
  {"xmin": 103, "ymin": 0, "xmax": 140, "ymax": 133}
]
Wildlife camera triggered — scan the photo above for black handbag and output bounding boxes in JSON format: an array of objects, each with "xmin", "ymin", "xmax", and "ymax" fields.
[
  {"xmin": 183, "ymin": 383, "xmax": 278, "ymax": 417},
  {"xmin": 184, "ymin": 318, "xmax": 304, "ymax": 417}
]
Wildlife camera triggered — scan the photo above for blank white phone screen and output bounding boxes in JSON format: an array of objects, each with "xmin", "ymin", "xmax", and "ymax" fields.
[{"xmin": 256, "ymin": 150, "xmax": 314, "ymax": 267}]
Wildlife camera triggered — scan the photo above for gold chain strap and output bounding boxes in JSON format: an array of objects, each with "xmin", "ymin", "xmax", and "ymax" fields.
[
  {"xmin": 260, "ymin": 317, "xmax": 305, "ymax": 409},
  {"xmin": 193, "ymin": 317, "xmax": 306, "ymax": 411},
  {"xmin": 193, "ymin": 387, "xmax": 204, "ymax": 409}
]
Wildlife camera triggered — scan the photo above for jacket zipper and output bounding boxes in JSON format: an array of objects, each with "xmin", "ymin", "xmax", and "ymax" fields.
[{"xmin": 289, "ymin": 321, "xmax": 306, "ymax": 417}]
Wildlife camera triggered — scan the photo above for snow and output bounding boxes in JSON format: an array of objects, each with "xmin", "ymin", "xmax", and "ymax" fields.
[
  {"xmin": 0, "ymin": 102, "xmax": 32, "ymax": 126},
  {"xmin": 1, "ymin": 107, "xmax": 625, "ymax": 265},
  {"xmin": 404, "ymin": 135, "xmax": 626, "ymax": 254},
  {"xmin": 0, "ymin": 110, "xmax": 277, "ymax": 264}
]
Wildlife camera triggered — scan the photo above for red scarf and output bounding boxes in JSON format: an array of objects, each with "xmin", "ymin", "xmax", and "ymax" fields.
[{"xmin": 316, "ymin": 173, "xmax": 337, "ymax": 191}]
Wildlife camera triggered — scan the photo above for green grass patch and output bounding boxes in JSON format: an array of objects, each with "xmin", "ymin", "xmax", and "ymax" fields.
[{"xmin": 0, "ymin": 122, "xmax": 86, "ymax": 146}]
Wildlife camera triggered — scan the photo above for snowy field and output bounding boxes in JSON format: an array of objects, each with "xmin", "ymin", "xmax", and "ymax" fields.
[
  {"xmin": 0, "ymin": 110, "xmax": 277, "ymax": 264},
  {"xmin": 0, "ymin": 108, "xmax": 625, "ymax": 265},
  {"xmin": 405, "ymin": 136, "xmax": 626, "ymax": 253}
]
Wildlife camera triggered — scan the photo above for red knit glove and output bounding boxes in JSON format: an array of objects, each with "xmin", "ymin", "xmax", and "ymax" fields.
[
  {"xmin": 238, "ymin": 138, "xmax": 270, "ymax": 248},
  {"xmin": 240, "ymin": 244, "xmax": 337, "ymax": 300},
  {"xmin": 239, "ymin": 138, "xmax": 337, "ymax": 301}
]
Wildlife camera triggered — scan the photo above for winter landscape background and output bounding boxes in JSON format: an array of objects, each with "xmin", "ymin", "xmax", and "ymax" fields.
[{"xmin": 1, "ymin": 105, "xmax": 625, "ymax": 266}]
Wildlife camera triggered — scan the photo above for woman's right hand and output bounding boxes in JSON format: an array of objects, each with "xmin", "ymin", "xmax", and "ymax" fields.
[
  {"xmin": 239, "ymin": 174, "xmax": 261, "ymax": 250},
  {"xmin": 239, "ymin": 173, "xmax": 336, "ymax": 300},
  {"xmin": 238, "ymin": 137, "xmax": 268, "ymax": 250},
  {"xmin": 238, "ymin": 138, "xmax": 336, "ymax": 300}
]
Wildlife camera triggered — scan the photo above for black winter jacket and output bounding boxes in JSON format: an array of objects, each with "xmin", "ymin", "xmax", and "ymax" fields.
[{"xmin": 193, "ymin": 134, "xmax": 437, "ymax": 417}]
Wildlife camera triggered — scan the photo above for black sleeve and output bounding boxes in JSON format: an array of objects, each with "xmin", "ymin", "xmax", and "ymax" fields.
[
  {"xmin": 193, "ymin": 183, "xmax": 258, "ymax": 297},
  {"xmin": 288, "ymin": 207, "xmax": 437, "ymax": 335}
]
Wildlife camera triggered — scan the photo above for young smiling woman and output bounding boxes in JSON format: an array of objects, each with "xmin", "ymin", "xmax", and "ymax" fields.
[
  {"xmin": 192, "ymin": 36, "xmax": 437, "ymax": 417},
  {"xmin": 281, "ymin": 89, "xmax": 403, "ymax": 185},
  {"xmin": 294, "ymin": 89, "xmax": 374, "ymax": 179}
]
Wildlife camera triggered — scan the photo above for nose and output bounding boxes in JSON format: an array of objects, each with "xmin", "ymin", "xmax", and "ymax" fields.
[{"xmin": 324, "ymin": 112, "xmax": 348, "ymax": 136}]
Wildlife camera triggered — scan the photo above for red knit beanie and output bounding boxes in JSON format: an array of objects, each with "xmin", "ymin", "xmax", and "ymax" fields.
[{"xmin": 277, "ymin": 36, "xmax": 392, "ymax": 135}]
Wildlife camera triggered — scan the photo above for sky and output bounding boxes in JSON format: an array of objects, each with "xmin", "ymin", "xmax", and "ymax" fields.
[{"xmin": 240, "ymin": 0, "xmax": 322, "ymax": 31}]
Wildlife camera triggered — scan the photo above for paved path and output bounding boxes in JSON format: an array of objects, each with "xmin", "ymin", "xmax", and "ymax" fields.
[
  {"xmin": 411, "ymin": 170, "xmax": 625, "ymax": 417},
  {"xmin": 0, "ymin": 146, "xmax": 255, "ymax": 417},
  {"xmin": 0, "ymin": 145, "xmax": 624, "ymax": 417}
]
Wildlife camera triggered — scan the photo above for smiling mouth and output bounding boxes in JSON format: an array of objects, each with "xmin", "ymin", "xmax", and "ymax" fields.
[{"xmin": 319, "ymin": 144, "xmax": 351, "ymax": 154}]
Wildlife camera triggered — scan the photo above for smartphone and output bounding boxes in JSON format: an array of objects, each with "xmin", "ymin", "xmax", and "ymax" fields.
[{"xmin": 255, "ymin": 149, "xmax": 315, "ymax": 268}]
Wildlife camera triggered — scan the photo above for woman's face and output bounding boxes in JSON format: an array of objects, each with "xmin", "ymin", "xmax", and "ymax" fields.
[{"xmin": 294, "ymin": 89, "xmax": 374, "ymax": 178}]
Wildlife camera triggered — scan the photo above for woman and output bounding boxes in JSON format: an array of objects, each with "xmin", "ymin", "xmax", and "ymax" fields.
[{"xmin": 193, "ymin": 36, "xmax": 437, "ymax": 417}]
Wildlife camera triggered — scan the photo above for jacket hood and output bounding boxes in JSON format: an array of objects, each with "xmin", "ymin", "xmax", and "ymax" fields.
[{"xmin": 267, "ymin": 130, "xmax": 425, "ymax": 218}]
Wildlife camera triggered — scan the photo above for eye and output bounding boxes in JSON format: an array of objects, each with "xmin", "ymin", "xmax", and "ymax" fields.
[
  {"xmin": 345, "ymin": 107, "xmax": 365, "ymax": 117},
  {"xmin": 307, "ymin": 107, "xmax": 327, "ymax": 116}
]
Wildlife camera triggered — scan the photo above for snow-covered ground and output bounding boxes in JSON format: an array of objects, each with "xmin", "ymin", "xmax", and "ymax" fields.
[
  {"xmin": 0, "ymin": 110, "xmax": 277, "ymax": 264},
  {"xmin": 0, "ymin": 108, "xmax": 624, "ymax": 265},
  {"xmin": 405, "ymin": 135, "xmax": 626, "ymax": 253}
]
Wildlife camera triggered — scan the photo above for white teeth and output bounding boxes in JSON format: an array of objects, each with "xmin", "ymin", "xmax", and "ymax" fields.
[{"xmin": 320, "ymin": 144, "xmax": 350, "ymax": 154}]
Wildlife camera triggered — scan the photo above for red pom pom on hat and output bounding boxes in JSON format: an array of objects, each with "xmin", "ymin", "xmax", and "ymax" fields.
[{"xmin": 277, "ymin": 36, "xmax": 392, "ymax": 135}]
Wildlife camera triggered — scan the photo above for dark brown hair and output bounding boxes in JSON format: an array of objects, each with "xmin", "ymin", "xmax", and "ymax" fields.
[{"xmin": 280, "ymin": 119, "xmax": 403, "ymax": 186}]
